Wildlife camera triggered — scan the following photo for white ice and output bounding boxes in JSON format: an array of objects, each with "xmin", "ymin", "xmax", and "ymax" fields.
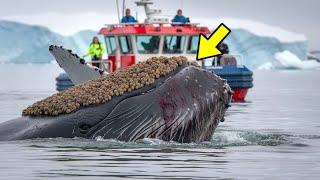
[
  {"xmin": 257, "ymin": 62, "xmax": 274, "ymax": 70},
  {"xmin": 275, "ymin": 50, "xmax": 320, "ymax": 70},
  {"xmin": 2, "ymin": 12, "xmax": 307, "ymax": 42},
  {"xmin": 195, "ymin": 18, "xmax": 306, "ymax": 43}
]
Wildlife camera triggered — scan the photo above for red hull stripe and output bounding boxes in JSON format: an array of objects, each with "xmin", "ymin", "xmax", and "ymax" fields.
[
  {"xmin": 99, "ymin": 25, "xmax": 211, "ymax": 35},
  {"xmin": 232, "ymin": 88, "xmax": 249, "ymax": 102}
]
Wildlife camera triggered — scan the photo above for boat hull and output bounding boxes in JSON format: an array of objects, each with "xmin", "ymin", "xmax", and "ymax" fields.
[
  {"xmin": 204, "ymin": 65, "xmax": 253, "ymax": 102},
  {"xmin": 232, "ymin": 88, "xmax": 249, "ymax": 102}
]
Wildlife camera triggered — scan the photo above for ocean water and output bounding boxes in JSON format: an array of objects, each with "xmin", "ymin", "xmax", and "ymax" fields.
[{"xmin": 0, "ymin": 64, "xmax": 319, "ymax": 179}]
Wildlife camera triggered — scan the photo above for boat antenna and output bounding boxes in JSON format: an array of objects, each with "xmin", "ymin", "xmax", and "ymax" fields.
[
  {"xmin": 136, "ymin": 11, "xmax": 138, "ymax": 21},
  {"xmin": 116, "ymin": 0, "xmax": 121, "ymax": 23},
  {"xmin": 122, "ymin": 0, "xmax": 126, "ymax": 17}
]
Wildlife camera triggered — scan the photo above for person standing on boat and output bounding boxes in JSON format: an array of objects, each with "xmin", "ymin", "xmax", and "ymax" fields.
[
  {"xmin": 172, "ymin": 9, "xmax": 189, "ymax": 24},
  {"xmin": 84, "ymin": 36, "xmax": 105, "ymax": 68},
  {"xmin": 121, "ymin": 8, "xmax": 137, "ymax": 23}
]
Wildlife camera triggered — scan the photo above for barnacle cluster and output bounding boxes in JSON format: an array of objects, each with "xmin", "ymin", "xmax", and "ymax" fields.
[{"xmin": 22, "ymin": 56, "xmax": 188, "ymax": 116}]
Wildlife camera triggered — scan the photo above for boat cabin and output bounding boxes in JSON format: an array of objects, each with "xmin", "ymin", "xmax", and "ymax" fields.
[
  {"xmin": 55, "ymin": 0, "xmax": 253, "ymax": 102},
  {"xmin": 94, "ymin": 0, "xmax": 212, "ymax": 72},
  {"xmin": 98, "ymin": 23, "xmax": 210, "ymax": 72}
]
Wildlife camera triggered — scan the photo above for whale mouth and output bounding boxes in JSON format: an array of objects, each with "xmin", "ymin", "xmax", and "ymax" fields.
[
  {"xmin": 23, "ymin": 130, "xmax": 298, "ymax": 149},
  {"xmin": 81, "ymin": 65, "xmax": 231, "ymax": 142}
]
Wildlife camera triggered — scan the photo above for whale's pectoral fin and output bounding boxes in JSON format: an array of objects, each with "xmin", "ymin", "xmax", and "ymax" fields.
[{"xmin": 49, "ymin": 45, "xmax": 108, "ymax": 85}]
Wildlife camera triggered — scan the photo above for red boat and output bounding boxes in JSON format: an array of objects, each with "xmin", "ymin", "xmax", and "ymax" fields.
[{"xmin": 56, "ymin": 0, "xmax": 253, "ymax": 102}]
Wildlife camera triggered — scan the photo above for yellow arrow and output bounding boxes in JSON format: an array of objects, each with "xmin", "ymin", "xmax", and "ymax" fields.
[{"xmin": 196, "ymin": 23, "xmax": 231, "ymax": 60}]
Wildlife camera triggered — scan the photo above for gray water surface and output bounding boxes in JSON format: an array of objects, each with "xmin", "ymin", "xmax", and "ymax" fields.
[{"xmin": 0, "ymin": 70, "xmax": 319, "ymax": 179}]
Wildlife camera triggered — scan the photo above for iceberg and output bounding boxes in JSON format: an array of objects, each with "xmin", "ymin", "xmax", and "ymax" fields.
[
  {"xmin": 257, "ymin": 62, "xmax": 273, "ymax": 70},
  {"xmin": 0, "ymin": 20, "xmax": 96, "ymax": 64},
  {"xmin": 0, "ymin": 18, "xmax": 310, "ymax": 69},
  {"xmin": 274, "ymin": 50, "xmax": 320, "ymax": 70},
  {"xmin": 197, "ymin": 18, "xmax": 308, "ymax": 69},
  {"xmin": 226, "ymin": 29, "xmax": 308, "ymax": 69}
]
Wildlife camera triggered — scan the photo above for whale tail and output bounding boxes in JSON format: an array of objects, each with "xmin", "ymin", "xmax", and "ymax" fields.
[{"xmin": 49, "ymin": 45, "xmax": 108, "ymax": 85}]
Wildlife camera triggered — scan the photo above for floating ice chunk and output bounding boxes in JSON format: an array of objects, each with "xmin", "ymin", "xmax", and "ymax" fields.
[
  {"xmin": 275, "ymin": 51, "xmax": 320, "ymax": 70},
  {"xmin": 257, "ymin": 62, "xmax": 273, "ymax": 70}
]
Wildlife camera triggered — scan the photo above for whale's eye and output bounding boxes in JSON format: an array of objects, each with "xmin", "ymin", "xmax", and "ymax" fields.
[{"xmin": 79, "ymin": 123, "xmax": 92, "ymax": 134}]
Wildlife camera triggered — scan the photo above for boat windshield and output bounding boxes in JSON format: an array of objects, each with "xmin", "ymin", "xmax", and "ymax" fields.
[
  {"xmin": 119, "ymin": 36, "xmax": 133, "ymax": 54},
  {"xmin": 136, "ymin": 35, "xmax": 160, "ymax": 54},
  {"xmin": 163, "ymin": 35, "xmax": 186, "ymax": 54},
  {"xmin": 105, "ymin": 36, "xmax": 116, "ymax": 54},
  {"xmin": 187, "ymin": 35, "xmax": 199, "ymax": 54}
]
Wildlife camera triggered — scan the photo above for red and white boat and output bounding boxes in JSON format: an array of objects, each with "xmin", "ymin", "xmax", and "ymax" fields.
[{"xmin": 55, "ymin": 0, "xmax": 253, "ymax": 102}]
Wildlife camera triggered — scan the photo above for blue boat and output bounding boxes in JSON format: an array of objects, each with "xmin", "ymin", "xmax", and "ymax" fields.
[{"xmin": 202, "ymin": 54, "xmax": 253, "ymax": 102}]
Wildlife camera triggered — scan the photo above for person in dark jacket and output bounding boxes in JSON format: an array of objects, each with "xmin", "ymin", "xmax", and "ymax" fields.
[
  {"xmin": 172, "ymin": 9, "xmax": 189, "ymax": 24},
  {"xmin": 219, "ymin": 43, "xmax": 230, "ymax": 54},
  {"xmin": 121, "ymin": 8, "xmax": 137, "ymax": 23},
  {"xmin": 216, "ymin": 42, "xmax": 230, "ymax": 66}
]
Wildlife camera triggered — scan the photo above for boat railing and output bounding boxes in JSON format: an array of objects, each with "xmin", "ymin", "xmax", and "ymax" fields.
[
  {"xmin": 230, "ymin": 54, "xmax": 244, "ymax": 66},
  {"xmin": 86, "ymin": 59, "xmax": 114, "ymax": 73},
  {"xmin": 103, "ymin": 22, "xmax": 201, "ymax": 28},
  {"xmin": 207, "ymin": 54, "xmax": 244, "ymax": 67}
]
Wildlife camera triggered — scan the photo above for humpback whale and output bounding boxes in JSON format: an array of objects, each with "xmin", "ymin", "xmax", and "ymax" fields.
[{"xmin": 0, "ymin": 46, "xmax": 231, "ymax": 142}]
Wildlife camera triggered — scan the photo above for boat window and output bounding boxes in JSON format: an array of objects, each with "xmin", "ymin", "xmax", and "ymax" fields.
[
  {"xmin": 163, "ymin": 36, "xmax": 186, "ymax": 54},
  {"xmin": 187, "ymin": 35, "xmax": 199, "ymax": 54},
  {"xmin": 105, "ymin": 36, "xmax": 116, "ymax": 54},
  {"xmin": 136, "ymin": 35, "xmax": 160, "ymax": 54},
  {"xmin": 119, "ymin": 36, "xmax": 133, "ymax": 54}
]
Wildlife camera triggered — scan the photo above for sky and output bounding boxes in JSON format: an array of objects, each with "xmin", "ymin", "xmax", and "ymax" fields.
[{"xmin": 0, "ymin": 0, "xmax": 319, "ymax": 50}]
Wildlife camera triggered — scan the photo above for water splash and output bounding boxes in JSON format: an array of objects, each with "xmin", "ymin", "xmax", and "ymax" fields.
[
  {"xmin": 94, "ymin": 130, "xmax": 292, "ymax": 148},
  {"xmin": 19, "ymin": 130, "xmax": 316, "ymax": 151},
  {"xmin": 211, "ymin": 130, "xmax": 290, "ymax": 147}
]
